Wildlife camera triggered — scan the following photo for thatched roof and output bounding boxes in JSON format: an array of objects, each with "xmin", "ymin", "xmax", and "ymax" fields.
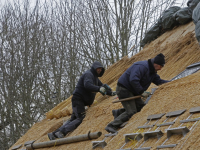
[{"xmin": 10, "ymin": 21, "xmax": 200, "ymax": 150}]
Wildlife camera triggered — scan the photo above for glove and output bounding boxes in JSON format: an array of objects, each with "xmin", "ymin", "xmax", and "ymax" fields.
[
  {"xmin": 141, "ymin": 91, "xmax": 151, "ymax": 98},
  {"xmin": 102, "ymin": 84, "xmax": 112, "ymax": 91},
  {"xmin": 99, "ymin": 87, "xmax": 106, "ymax": 95},
  {"xmin": 111, "ymin": 91, "xmax": 117, "ymax": 96}
]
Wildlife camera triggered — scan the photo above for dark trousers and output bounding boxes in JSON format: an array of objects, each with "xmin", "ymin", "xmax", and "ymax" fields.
[
  {"xmin": 109, "ymin": 85, "xmax": 145, "ymax": 127},
  {"xmin": 53, "ymin": 95, "xmax": 86, "ymax": 136}
]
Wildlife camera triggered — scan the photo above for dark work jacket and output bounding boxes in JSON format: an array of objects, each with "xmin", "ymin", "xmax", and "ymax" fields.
[
  {"xmin": 193, "ymin": 2, "xmax": 200, "ymax": 24},
  {"xmin": 118, "ymin": 59, "xmax": 169, "ymax": 95},
  {"xmin": 73, "ymin": 61, "xmax": 105, "ymax": 106},
  {"xmin": 187, "ymin": 0, "xmax": 200, "ymax": 10}
]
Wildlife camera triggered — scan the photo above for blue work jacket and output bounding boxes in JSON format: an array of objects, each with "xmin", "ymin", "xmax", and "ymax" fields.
[{"xmin": 118, "ymin": 59, "xmax": 169, "ymax": 95}]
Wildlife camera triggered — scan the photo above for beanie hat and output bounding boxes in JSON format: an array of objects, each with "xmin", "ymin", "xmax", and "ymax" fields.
[{"xmin": 154, "ymin": 53, "xmax": 165, "ymax": 66}]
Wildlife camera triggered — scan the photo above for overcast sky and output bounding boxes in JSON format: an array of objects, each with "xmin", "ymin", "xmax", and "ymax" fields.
[
  {"xmin": 0, "ymin": 0, "xmax": 41, "ymax": 7},
  {"xmin": 1, "ymin": 0, "xmax": 188, "ymax": 8}
]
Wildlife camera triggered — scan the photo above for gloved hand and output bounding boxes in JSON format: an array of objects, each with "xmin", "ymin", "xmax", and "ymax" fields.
[
  {"xmin": 141, "ymin": 91, "xmax": 151, "ymax": 98},
  {"xmin": 102, "ymin": 84, "xmax": 112, "ymax": 91},
  {"xmin": 99, "ymin": 86, "xmax": 106, "ymax": 95},
  {"xmin": 111, "ymin": 91, "xmax": 117, "ymax": 96}
]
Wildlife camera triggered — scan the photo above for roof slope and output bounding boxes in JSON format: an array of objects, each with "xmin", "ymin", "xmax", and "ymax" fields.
[{"xmin": 10, "ymin": 22, "xmax": 200, "ymax": 150}]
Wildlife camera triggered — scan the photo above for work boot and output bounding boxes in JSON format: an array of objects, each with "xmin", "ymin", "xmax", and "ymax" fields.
[
  {"xmin": 48, "ymin": 133, "xmax": 56, "ymax": 140},
  {"xmin": 55, "ymin": 131, "xmax": 65, "ymax": 138},
  {"xmin": 105, "ymin": 124, "xmax": 118, "ymax": 134}
]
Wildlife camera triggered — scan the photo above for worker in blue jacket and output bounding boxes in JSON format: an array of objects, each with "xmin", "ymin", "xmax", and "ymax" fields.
[
  {"xmin": 105, "ymin": 53, "xmax": 169, "ymax": 133},
  {"xmin": 48, "ymin": 61, "xmax": 116, "ymax": 140}
]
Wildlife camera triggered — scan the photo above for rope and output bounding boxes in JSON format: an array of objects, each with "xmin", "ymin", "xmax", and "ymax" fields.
[
  {"xmin": 129, "ymin": 136, "xmax": 138, "ymax": 147},
  {"xmin": 31, "ymin": 142, "xmax": 34, "ymax": 150},
  {"xmin": 88, "ymin": 131, "xmax": 92, "ymax": 140},
  {"xmin": 54, "ymin": 140, "xmax": 58, "ymax": 147}
]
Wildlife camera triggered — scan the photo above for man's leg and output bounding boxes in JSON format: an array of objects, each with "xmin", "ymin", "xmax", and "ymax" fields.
[
  {"xmin": 108, "ymin": 98, "xmax": 137, "ymax": 128},
  {"xmin": 59, "ymin": 109, "xmax": 85, "ymax": 136},
  {"xmin": 51, "ymin": 112, "xmax": 77, "ymax": 138},
  {"xmin": 112, "ymin": 108, "xmax": 126, "ymax": 119},
  {"xmin": 48, "ymin": 106, "xmax": 78, "ymax": 140},
  {"xmin": 63, "ymin": 112, "xmax": 77, "ymax": 125},
  {"xmin": 112, "ymin": 98, "xmax": 145, "ymax": 127},
  {"xmin": 135, "ymin": 98, "xmax": 146, "ymax": 112},
  {"xmin": 56, "ymin": 96, "xmax": 86, "ymax": 137},
  {"xmin": 48, "ymin": 95, "xmax": 85, "ymax": 140},
  {"xmin": 105, "ymin": 85, "xmax": 135, "ymax": 133}
]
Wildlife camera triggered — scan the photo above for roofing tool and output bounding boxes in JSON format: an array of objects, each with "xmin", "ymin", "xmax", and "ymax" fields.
[
  {"xmin": 112, "ymin": 95, "xmax": 143, "ymax": 103},
  {"xmin": 103, "ymin": 84, "xmax": 111, "ymax": 91},
  {"xmin": 102, "ymin": 84, "xmax": 112, "ymax": 95},
  {"xmin": 112, "ymin": 88, "xmax": 157, "ymax": 104},
  {"xmin": 112, "ymin": 96, "xmax": 118, "ymax": 99}
]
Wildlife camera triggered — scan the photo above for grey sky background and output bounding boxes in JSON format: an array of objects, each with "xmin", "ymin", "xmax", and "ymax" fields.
[{"xmin": 1, "ymin": 0, "xmax": 188, "ymax": 8}]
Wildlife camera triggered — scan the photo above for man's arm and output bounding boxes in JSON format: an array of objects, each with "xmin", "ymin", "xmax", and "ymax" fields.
[
  {"xmin": 84, "ymin": 73, "xmax": 101, "ymax": 92},
  {"xmin": 97, "ymin": 79, "xmax": 103, "ymax": 86},
  {"xmin": 153, "ymin": 74, "xmax": 169, "ymax": 85}
]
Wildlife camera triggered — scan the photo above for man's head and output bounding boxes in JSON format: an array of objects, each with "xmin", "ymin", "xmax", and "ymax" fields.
[
  {"xmin": 153, "ymin": 53, "xmax": 165, "ymax": 71},
  {"xmin": 96, "ymin": 67, "xmax": 103, "ymax": 75},
  {"xmin": 91, "ymin": 61, "xmax": 105, "ymax": 77}
]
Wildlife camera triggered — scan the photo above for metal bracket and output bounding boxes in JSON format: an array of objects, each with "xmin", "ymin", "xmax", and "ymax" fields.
[
  {"xmin": 124, "ymin": 133, "xmax": 143, "ymax": 143},
  {"xmin": 167, "ymin": 126, "xmax": 190, "ymax": 138},
  {"xmin": 157, "ymin": 144, "xmax": 177, "ymax": 149},
  {"xmin": 144, "ymin": 130, "xmax": 163, "ymax": 141},
  {"xmin": 135, "ymin": 147, "xmax": 152, "ymax": 150},
  {"xmin": 92, "ymin": 140, "xmax": 107, "ymax": 149}
]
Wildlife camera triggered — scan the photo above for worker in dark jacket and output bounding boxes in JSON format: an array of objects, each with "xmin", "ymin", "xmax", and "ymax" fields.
[
  {"xmin": 105, "ymin": 53, "xmax": 169, "ymax": 133},
  {"xmin": 48, "ymin": 61, "xmax": 116, "ymax": 140}
]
